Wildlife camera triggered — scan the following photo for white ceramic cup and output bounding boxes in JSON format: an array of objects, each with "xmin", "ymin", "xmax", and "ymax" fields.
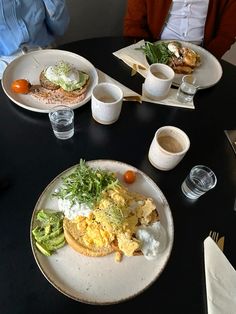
[
  {"xmin": 91, "ymin": 82, "xmax": 123, "ymax": 125},
  {"xmin": 143, "ymin": 63, "xmax": 175, "ymax": 100},
  {"xmin": 148, "ymin": 126, "xmax": 190, "ymax": 171}
]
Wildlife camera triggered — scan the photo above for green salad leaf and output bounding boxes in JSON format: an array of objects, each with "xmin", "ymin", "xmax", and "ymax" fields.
[
  {"xmin": 138, "ymin": 41, "xmax": 174, "ymax": 64},
  {"xmin": 53, "ymin": 159, "xmax": 120, "ymax": 207}
]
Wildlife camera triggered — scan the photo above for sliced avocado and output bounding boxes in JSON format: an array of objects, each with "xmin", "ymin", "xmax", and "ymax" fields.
[
  {"xmin": 33, "ymin": 209, "xmax": 65, "ymax": 256},
  {"xmin": 44, "ymin": 232, "xmax": 65, "ymax": 249},
  {"xmin": 36, "ymin": 227, "xmax": 64, "ymax": 243},
  {"xmin": 35, "ymin": 242, "xmax": 51, "ymax": 256},
  {"xmin": 47, "ymin": 240, "xmax": 66, "ymax": 251}
]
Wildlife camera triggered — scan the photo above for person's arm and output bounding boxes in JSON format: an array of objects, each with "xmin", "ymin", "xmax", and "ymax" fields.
[
  {"xmin": 205, "ymin": 0, "xmax": 236, "ymax": 59},
  {"xmin": 43, "ymin": 0, "xmax": 70, "ymax": 36},
  {"xmin": 123, "ymin": 0, "xmax": 151, "ymax": 38}
]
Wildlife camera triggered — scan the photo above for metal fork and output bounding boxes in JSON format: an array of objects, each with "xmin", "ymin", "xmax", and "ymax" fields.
[
  {"xmin": 209, "ymin": 230, "xmax": 219, "ymax": 243},
  {"xmin": 209, "ymin": 230, "xmax": 224, "ymax": 251}
]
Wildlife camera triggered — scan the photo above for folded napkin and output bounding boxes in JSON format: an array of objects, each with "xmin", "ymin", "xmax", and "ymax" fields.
[
  {"xmin": 96, "ymin": 68, "xmax": 142, "ymax": 102},
  {"xmin": 141, "ymin": 85, "xmax": 195, "ymax": 109},
  {"xmin": 204, "ymin": 236, "xmax": 236, "ymax": 314},
  {"xmin": 113, "ymin": 40, "xmax": 149, "ymax": 78}
]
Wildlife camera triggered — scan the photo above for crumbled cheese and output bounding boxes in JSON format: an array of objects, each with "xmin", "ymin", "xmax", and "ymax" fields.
[{"xmin": 58, "ymin": 198, "xmax": 92, "ymax": 220}]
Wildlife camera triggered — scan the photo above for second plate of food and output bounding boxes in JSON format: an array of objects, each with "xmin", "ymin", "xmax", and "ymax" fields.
[
  {"xmin": 1, "ymin": 49, "xmax": 98, "ymax": 113},
  {"xmin": 154, "ymin": 40, "xmax": 223, "ymax": 88}
]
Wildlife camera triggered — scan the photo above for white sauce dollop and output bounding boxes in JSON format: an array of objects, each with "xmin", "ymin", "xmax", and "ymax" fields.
[
  {"xmin": 58, "ymin": 198, "xmax": 92, "ymax": 220},
  {"xmin": 136, "ymin": 221, "xmax": 167, "ymax": 260}
]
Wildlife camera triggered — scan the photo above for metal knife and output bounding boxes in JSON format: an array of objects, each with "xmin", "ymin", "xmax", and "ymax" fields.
[{"xmin": 217, "ymin": 236, "xmax": 225, "ymax": 251}]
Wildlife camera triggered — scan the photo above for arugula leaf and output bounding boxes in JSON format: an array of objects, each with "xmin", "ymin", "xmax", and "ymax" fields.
[
  {"xmin": 138, "ymin": 41, "xmax": 174, "ymax": 64},
  {"xmin": 53, "ymin": 159, "xmax": 120, "ymax": 207}
]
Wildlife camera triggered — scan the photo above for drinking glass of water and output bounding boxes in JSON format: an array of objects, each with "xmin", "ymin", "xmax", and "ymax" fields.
[
  {"xmin": 49, "ymin": 105, "xmax": 74, "ymax": 140},
  {"xmin": 176, "ymin": 75, "xmax": 198, "ymax": 103},
  {"xmin": 181, "ymin": 165, "xmax": 217, "ymax": 199}
]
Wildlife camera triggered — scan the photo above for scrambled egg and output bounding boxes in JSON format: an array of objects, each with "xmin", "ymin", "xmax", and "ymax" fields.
[{"xmin": 72, "ymin": 185, "xmax": 158, "ymax": 259}]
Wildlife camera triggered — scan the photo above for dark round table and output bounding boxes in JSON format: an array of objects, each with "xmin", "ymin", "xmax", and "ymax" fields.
[{"xmin": 0, "ymin": 37, "xmax": 236, "ymax": 314}]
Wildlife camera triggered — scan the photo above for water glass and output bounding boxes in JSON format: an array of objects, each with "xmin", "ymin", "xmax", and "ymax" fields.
[
  {"xmin": 181, "ymin": 165, "xmax": 217, "ymax": 199},
  {"xmin": 176, "ymin": 75, "xmax": 198, "ymax": 103},
  {"xmin": 49, "ymin": 105, "xmax": 74, "ymax": 140}
]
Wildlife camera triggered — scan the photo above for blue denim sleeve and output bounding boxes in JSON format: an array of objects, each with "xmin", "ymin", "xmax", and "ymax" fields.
[{"xmin": 43, "ymin": 0, "xmax": 70, "ymax": 36}]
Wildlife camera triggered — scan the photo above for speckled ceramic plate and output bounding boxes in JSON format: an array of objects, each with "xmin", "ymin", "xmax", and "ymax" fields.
[
  {"xmin": 155, "ymin": 40, "xmax": 223, "ymax": 89},
  {"xmin": 1, "ymin": 49, "xmax": 98, "ymax": 113},
  {"xmin": 30, "ymin": 160, "xmax": 174, "ymax": 304}
]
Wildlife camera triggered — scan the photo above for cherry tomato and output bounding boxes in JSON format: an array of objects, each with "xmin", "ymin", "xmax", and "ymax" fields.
[
  {"xmin": 123, "ymin": 170, "xmax": 136, "ymax": 184},
  {"xmin": 11, "ymin": 79, "xmax": 31, "ymax": 94}
]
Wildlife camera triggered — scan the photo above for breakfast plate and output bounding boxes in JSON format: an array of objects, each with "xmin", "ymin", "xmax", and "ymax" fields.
[
  {"xmin": 1, "ymin": 49, "xmax": 98, "ymax": 113},
  {"xmin": 30, "ymin": 160, "xmax": 174, "ymax": 304},
  {"xmin": 154, "ymin": 40, "xmax": 223, "ymax": 89}
]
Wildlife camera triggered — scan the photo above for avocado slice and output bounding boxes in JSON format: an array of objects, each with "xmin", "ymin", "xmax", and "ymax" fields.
[
  {"xmin": 35, "ymin": 242, "xmax": 51, "ymax": 256},
  {"xmin": 43, "ymin": 232, "xmax": 65, "ymax": 251}
]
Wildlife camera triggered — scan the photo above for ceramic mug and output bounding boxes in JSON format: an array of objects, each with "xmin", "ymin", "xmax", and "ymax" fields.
[
  {"xmin": 143, "ymin": 63, "xmax": 175, "ymax": 100},
  {"xmin": 91, "ymin": 82, "xmax": 123, "ymax": 125},
  {"xmin": 148, "ymin": 126, "xmax": 190, "ymax": 171}
]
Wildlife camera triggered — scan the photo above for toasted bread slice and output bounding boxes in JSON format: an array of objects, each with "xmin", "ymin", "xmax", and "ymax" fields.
[
  {"xmin": 40, "ymin": 71, "xmax": 60, "ymax": 90},
  {"xmin": 63, "ymin": 218, "xmax": 114, "ymax": 257}
]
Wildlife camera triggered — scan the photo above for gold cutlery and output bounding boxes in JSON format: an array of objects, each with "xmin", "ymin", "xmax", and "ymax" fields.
[
  {"xmin": 123, "ymin": 95, "xmax": 142, "ymax": 103},
  {"xmin": 209, "ymin": 230, "xmax": 225, "ymax": 251}
]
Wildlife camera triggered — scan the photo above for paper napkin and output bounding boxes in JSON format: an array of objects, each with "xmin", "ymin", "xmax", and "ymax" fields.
[
  {"xmin": 96, "ymin": 68, "xmax": 142, "ymax": 102},
  {"xmin": 141, "ymin": 85, "xmax": 195, "ymax": 109},
  {"xmin": 113, "ymin": 40, "xmax": 149, "ymax": 78},
  {"xmin": 204, "ymin": 236, "xmax": 236, "ymax": 314}
]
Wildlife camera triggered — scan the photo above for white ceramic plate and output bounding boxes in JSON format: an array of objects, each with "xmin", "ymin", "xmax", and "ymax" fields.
[
  {"xmin": 1, "ymin": 49, "xmax": 98, "ymax": 113},
  {"xmin": 30, "ymin": 160, "xmax": 174, "ymax": 304},
  {"xmin": 155, "ymin": 41, "xmax": 223, "ymax": 89}
]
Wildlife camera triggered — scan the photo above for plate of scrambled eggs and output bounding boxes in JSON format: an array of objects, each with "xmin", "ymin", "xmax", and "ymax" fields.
[{"xmin": 30, "ymin": 160, "xmax": 174, "ymax": 304}]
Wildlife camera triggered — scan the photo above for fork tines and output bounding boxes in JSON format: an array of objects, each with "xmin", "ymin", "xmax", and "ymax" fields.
[{"xmin": 209, "ymin": 230, "xmax": 219, "ymax": 243}]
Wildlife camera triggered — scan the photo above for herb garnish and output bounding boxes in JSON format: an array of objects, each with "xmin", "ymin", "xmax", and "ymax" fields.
[
  {"xmin": 103, "ymin": 205, "xmax": 125, "ymax": 226},
  {"xmin": 53, "ymin": 160, "xmax": 119, "ymax": 207},
  {"xmin": 138, "ymin": 41, "xmax": 174, "ymax": 64}
]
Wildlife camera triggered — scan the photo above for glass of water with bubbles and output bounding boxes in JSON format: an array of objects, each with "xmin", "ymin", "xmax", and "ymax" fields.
[{"xmin": 176, "ymin": 75, "xmax": 198, "ymax": 103}]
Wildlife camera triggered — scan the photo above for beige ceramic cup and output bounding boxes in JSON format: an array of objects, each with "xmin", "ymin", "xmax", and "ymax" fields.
[
  {"xmin": 91, "ymin": 82, "xmax": 123, "ymax": 125},
  {"xmin": 143, "ymin": 63, "xmax": 175, "ymax": 100},
  {"xmin": 148, "ymin": 126, "xmax": 190, "ymax": 171}
]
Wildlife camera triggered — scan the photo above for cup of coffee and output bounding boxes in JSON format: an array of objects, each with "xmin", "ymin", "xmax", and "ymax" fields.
[
  {"xmin": 91, "ymin": 83, "xmax": 123, "ymax": 125},
  {"xmin": 148, "ymin": 126, "xmax": 190, "ymax": 171},
  {"xmin": 143, "ymin": 63, "xmax": 175, "ymax": 100}
]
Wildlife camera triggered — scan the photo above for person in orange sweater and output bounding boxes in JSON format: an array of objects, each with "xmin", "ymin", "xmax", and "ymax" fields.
[{"xmin": 123, "ymin": 0, "xmax": 236, "ymax": 59}]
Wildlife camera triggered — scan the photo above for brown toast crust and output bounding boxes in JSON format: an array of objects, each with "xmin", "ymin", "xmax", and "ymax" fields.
[{"xmin": 39, "ymin": 71, "xmax": 60, "ymax": 90}]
